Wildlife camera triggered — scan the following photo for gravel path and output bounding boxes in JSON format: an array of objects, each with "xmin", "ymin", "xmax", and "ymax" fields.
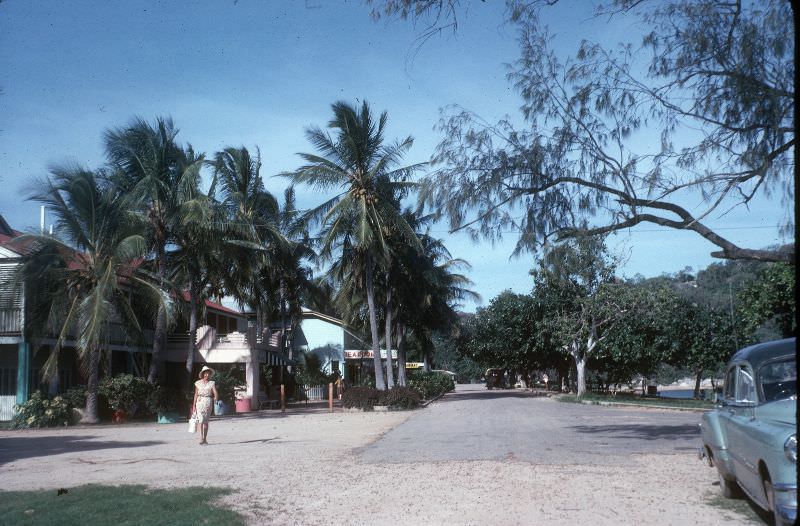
[{"xmin": 0, "ymin": 385, "xmax": 758, "ymax": 525}]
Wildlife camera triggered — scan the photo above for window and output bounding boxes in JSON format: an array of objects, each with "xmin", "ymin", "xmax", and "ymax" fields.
[
  {"xmin": 760, "ymin": 358, "xmax": 797, "ymax": 403},
  {"xmin": 723, "ymin": 367, "xmax": 737, "ymax": 402},
  {"xmin": 735, "ymin": 367, "xmax": 756, "ymax": 403}
]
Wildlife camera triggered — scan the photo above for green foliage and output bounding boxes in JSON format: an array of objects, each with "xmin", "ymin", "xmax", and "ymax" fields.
[
  {"xmin": 407, "ymin": 371, "xmax": 454, "ymax": 400},
  {"xmin": 378, "ymin": 386, "xmax": 421, "ymax": 409},
  {"xmin": 146, "ymin": 385, "xmax": 181, "ymax": 413},
  {"xmin": 211, "ymin": 370, "xmax": 241, "ymax": 405},
  {"xmin": 99, "ymin": 374, "xmax": 152, "ymax": 414},
  {"xmin": 416, "ymin": 0, "xmax": 793, "ymax": 263},
  {"xmin": 295, "ymin": 351, "xmax": 335, "ymax": 387},
  {"xmin": 11, "ymin": 391, "xmax": 72, "ymax": 429},
  {"xmin": 0, "ymin": 484, "xmax": 245, "ymax": 526},
  {"xmin": 431, "ymin": 330, "xmax": 483, "ymax": 382},
  {"xmin": 61, "ymin": 386, "xmax": 87, "ymax": 409},
  {"xmin": 737, "ymin": 263, "xmax": 795, "ymax": 341},
  {"xmin": 342, "ymin": 386, "xmax": 381, "ymax": 410}
]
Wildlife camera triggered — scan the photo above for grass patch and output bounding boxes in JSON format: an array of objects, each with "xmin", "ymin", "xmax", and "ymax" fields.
[
  {"xmin": 706, "ymin": 492, "xmax": 769, "ymax": 524},
  {"xmin": 555, "ymin": 392, "xmax": 715, "ymax": 409},
  {"xmin": 0, "ymin": 484, "xmax": 246, "ymax": 526}
]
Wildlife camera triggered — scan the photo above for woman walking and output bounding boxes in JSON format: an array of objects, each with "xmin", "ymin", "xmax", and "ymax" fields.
[{"xmin": 193, "ymin": 365, "xmax": 218, "ymax": 445}]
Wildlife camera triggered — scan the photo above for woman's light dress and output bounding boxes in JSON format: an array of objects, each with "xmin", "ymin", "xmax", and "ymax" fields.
[{"xmin": 194, "ymin": 380, "xmax": 215, "ymax": 423}]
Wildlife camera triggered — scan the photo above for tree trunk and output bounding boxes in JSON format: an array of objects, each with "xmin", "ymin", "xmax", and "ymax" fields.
[
  {"xmin": 693, "ymin": 369, "xmax": 703, "ymax": 399},
  {"xmin": 365, "ymin": 259, "xmax": 386, "ymax": 390},
  {"xmin": 81, "ymin": 346, "xmax": 101, "ymax": 424},
  {"xmin": 575, "ymin": 354, "xmax": 587, "ymax": 397},
  {"xmin": 279, "ymin": 277, "xmax": 288, "ymax": 358},
  {"xmin": 148, "ymin": 248, "xmax": 167, "ymax": 384},
  {"xmin": 185, "ymin": 282, "xmax": 199, "ymax": 384},
  {"xmin": 384, "ymin": 285, "xmax": 395, "ymax": 390},
  {"xmin": 396, "ymin": 322, "xmax": 407, "ymax": 387}
]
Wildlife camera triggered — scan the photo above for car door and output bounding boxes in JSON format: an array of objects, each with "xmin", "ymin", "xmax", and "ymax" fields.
[{"xmin": 723, "ymin": 365, "xmax": 762, "ymax": 499}]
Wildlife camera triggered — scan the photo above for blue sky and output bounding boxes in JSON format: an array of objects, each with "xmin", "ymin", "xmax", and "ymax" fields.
[{"xmin": 0, "ymin": 1, "xmax": 791, "ymax": 312}]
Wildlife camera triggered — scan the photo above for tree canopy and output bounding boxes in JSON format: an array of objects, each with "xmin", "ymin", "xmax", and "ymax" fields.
[{"xmin": 374, "ymin": 0, "xmax": 795, "ymax": 263}]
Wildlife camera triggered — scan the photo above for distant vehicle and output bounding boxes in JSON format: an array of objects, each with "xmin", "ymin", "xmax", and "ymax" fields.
[
  {"xmin": 485, "ymin": 368, "xmax": 504, "ymax": 389},
  {"xmin": 699, "ymin": 337, "xmax": 796, "ymax": 526}
]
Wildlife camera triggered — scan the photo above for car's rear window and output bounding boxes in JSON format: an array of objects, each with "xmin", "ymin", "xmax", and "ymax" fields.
[{"xmin": 759, "ymin": 358, "xmax": 797, "ymax": 403}]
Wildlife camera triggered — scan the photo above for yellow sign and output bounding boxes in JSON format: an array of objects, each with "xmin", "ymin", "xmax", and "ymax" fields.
[{"xmin": 405, "ymin": 362, "xmax": 424, "ymax": 369}]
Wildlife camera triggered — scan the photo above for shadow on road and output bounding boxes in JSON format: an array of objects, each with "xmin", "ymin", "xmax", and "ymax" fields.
[
  {"xmin": 0, "ymin": 435, "xmax": 164, "ymax": 466},
  {"xmin": 568, "ymin": 424, "xmax": 699, "ymax": 441},
  {"xmin": 436, "ymin": 390, "xmax": 547, "ymax": 403}
]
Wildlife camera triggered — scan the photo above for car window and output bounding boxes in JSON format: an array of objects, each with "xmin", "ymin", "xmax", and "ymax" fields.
[
  {"xmin": 759, "ymin": 358, "xmax": 797, "ymax": 403},
  {"xmin": 723, "ymin": 367, "xmax": 737, "ymax": 402},
  {"xmin": 734, "ymin": 367, "xmax": 756, "ymax": 403}
]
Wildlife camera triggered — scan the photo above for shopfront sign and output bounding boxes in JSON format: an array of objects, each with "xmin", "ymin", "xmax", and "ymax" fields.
[{"xmin": 344, "ymin": 349, "xmax": 397, "ymax": 359}]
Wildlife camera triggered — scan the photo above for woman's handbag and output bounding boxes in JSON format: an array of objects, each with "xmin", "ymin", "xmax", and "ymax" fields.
[{"xmin": 188, "ymin": 414, "xmax": 197, "ymax": 433}]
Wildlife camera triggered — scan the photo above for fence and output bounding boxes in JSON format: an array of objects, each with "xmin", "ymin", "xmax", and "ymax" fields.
[{"xmin": 302, "ymin": 385, "xmax": 327, "ymax": 401}]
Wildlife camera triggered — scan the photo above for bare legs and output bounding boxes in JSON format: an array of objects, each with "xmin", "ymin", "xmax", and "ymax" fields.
[{"xmin": 199, "ymin": 422, "xmax": 209, "ymax": 444}]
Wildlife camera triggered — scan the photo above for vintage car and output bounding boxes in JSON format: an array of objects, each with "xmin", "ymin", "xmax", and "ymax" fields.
[{"xmin": 699, "ymin": 337, "xmax": 796, "ymax": 526}]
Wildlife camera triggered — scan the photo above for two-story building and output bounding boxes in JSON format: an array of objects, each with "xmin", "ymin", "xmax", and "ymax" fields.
[{"xmin": 0, "ymin": 214, "xmax": 287, "ymax": 419}]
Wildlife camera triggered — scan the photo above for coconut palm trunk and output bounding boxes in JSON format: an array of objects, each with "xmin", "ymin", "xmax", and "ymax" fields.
[
  {"xmin": 396, "ymin": 321, "xmax": 407, "ymax": 387},
  {"xmin": 365, "ymin": 259, "xmax": 386, "ymax": 390},
  {"xmin": 384, "ymin": 283, "xmax": 395, "ymax": 389},
  {"xmin": 81, "ymin": 346, "xmax": 102, "ymax": 424},
  {"xmin": 185, "ymin": 280, "xmax": 200, "ymax": 384}
]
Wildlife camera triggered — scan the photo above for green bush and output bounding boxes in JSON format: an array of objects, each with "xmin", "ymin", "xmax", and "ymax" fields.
[
  {"xmin": 11, "ymin": 391, "xmax": 72, "ymax": 428},
  {"xmin": 408, "ymin": 371, "xmax": 455, "ymax": 400},
  {"xmin": 378, "ymin": 386, "xmax": 421, "ymax": 410},
  {"xmin": 99, "ymin": 374, "xmax": 152, "ymax": 415},
  {"xmin": 146, "ymin": 385, "xmax": 181, "ymax": 413},
  {"xmin": 342, "ymin": 386, "xmax": 381, "ymax": 410},
  {"xmin": 62, "ymin": 385, "xmax": 87, "ymax": 409},
  {"xmin": 211, "ymin": 370, "xmax": 241, "ymax": 404}
]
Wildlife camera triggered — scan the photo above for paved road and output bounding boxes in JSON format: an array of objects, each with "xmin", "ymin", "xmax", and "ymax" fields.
[{"xmin": 359, "ymin": 383, "xmax": 703, "ymax": 465}]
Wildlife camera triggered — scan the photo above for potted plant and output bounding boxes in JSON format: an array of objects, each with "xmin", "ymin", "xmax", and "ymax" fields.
[
  {"xmin": 147, "ymin": 385, "xmax": 181, "ymax": 423},
  {"xmin": 99, "ymin": 374, "xmax": 151, "ymax": 422},
  {"xmin": 212, "ymin": 370, "xmax": 238, "ymax": 415}
]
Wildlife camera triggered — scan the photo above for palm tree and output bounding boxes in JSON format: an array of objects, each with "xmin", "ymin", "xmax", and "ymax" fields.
[
  {"xmin": 17, "ymin": 167, "xmax": 164, "ymax": 423},
  {"xmin": 286, "ymin": 101, "xmax": 423, "ymax": 390},
  {"xmin": 392, "ymin": 212, "xmax": 479, "ymax": 379},
  {"xmin": 105, "ymin": 116, "xmax": 204, "ymax": 383},
  {"xmin": 167, "ymin": 195, "xmax": 229, "ymax": 385},
  {"xmin": 208, "ymin": 146, "xmax": 284, "ymax": 329}
]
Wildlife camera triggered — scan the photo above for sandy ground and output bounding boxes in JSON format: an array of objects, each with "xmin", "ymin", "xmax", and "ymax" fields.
[{"xmin": 0, "ymin": 400, "xmax": 756, "ymax": 525}]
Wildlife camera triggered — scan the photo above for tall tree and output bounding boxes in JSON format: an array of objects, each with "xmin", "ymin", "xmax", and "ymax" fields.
[
  {"xmin": 17, "ymin": 167, "xmax": 165, "ymax": 423},
  {"xmin": 379, "ymin": 0, "xmax": 794, "ymax": 263},
  {"xmin": 209, "ymin": 146, "xmax": 283, "ymax": 328},
  {"xmin": 532, "ymin": 236, "xmax": 622, "ymax": 396},
  {"xmin": 105, "ymin": 116, "xmax": 205, "ymax": 383},
  {"xmin": 286, "ymin": 101, "xmax": 422, "ymax": 390}
]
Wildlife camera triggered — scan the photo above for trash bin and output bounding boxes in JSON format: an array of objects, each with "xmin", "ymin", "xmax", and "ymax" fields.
[{"xmin": 235, "ymin": 397, "xmax": 251, "ymax": 413}]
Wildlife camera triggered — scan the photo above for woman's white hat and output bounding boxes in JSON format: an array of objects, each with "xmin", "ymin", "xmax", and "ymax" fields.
[{"xmin": 198, "ymin": 365, "xmax": 215, "ymax": 379}]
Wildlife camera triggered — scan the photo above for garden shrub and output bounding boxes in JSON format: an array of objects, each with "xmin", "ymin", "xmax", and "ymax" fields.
[
  {"xmin": 378, "ymin": 386, "xmax": 421, "ymax": 410},
  {"xmin": 62, "ymin": 385, "xmax": 87, "ymax": 409},
  {"xmin": 342, "ymin": 386, "xmax": 381, "ymax": 410},
  {"xmin": 212, "ymin": 370, "xmax": 242, "ymax": 405},
  {"xmin": 408, "ymin": 371, "xmax": 455, "ymax": 400},
  {"xmin": 99, "ymin": 374, "xmax": 152, "ymax": 415},
  {"xmin": 11, "ymin": 391, "xmax": 72, "ymax": 428},
  {"xmin": 147, "ymin": 385, "xmax": 181, "ymax": 414}
]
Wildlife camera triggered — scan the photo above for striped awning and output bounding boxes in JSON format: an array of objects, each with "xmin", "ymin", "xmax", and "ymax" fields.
[{"xmin": 260, "ymin": 350, "xmax": 290, "ymax": 366}]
